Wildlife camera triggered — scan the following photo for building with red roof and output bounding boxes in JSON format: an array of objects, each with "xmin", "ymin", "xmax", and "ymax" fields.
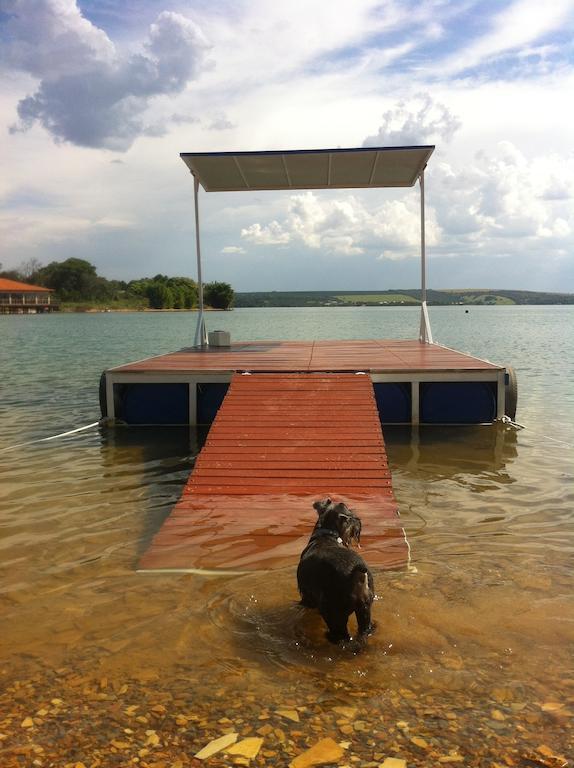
[{"xmin": 0, "ymin": 278, "xmax": 58, "ymax": 314}]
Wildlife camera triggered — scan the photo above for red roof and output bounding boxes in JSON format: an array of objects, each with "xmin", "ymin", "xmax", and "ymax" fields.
[{"xmin": 0, "ymin": 278, "xmax": 54, "ymax": 292}]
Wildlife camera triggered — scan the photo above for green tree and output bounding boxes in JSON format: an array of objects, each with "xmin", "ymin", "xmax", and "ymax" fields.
[
  {"xmin": 146, "ymin": 281, "xmax": 174, "ymax": 309},
  {"xmin": 37, "ymin": 258, "xmax": 100, "ymax": 301},
  {"xmin": 126, "ymin": 278, "xmax": 152, "ymax": 297},
  {"xmin": 0, "ymin": 266, "xmax": 21, "ymax": 280},
  {"xmin": 127, "ymin": 276, "xmax": 197, "ymax": 309},
  {"xmin": 168, "ymin": 277, "xmax": 197, "ymax": 309},
  {"xmin": 204, "ymin": 281, "xmax": 234, "ymax": 309}
]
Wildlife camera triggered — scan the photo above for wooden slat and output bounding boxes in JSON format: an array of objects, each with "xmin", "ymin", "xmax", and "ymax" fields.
[
  {"xmin": 139, "ymin": 373, "xmax": 408, "ymax": 573},
  {"xmin": 196, "ymin": 462, "xmax": 388, "ymax": 470},
  {"xmin": 113, "ymin": 339, "xmax": 501, "ymax": 374}
]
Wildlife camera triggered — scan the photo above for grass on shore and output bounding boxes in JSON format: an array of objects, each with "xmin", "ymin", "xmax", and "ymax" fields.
[{"xmin": 335, "ymin": 293, "xmax": 419, "ymax": 304}]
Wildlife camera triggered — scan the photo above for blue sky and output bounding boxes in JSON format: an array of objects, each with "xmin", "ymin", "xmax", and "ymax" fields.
[{"xmin": 1, "ymin": 0, "xmax": 573, "ymax": 292}]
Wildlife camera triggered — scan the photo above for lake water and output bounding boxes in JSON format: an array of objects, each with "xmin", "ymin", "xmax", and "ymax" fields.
[{"xmin": 0, "ymin": 306, "xmax": 573, "ymax": 766}]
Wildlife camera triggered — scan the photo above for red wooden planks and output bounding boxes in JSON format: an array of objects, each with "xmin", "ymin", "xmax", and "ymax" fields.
[
  {"xmin": 114, "ymin": 339, "xmax": 501, "ymax": 374},
  {"xmin": 139, "ymin": 373, "xmax": 408, "ymax": 573}
]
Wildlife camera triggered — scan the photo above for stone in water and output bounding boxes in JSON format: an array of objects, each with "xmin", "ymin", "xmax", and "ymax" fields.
[
  {"xmin": 290, "ymin": 737, "xmax": 345, "ymax": 768},
  {"xmin": 195, "ymin": 732, "xmax": 238, "ymax": 759}
]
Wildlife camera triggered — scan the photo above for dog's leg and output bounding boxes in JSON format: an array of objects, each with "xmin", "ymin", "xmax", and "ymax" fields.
[
  {"xmin": 326, "ymin": 625, "xmax": 351, "ymax": 644},
  {"xmin": 321, "ymin": 604, "xmax": 351, "ymax": 644},
  {"xmin": 355, "ymin": 603, "xmax": 375, "ymax": 637},
  {"xmin": 350, "ymin": 567, "xmax": 375, "ymax": 637}
]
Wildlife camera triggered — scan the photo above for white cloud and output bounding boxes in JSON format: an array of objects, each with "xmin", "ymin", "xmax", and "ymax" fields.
[
  {"xmin": 201, "ymin": 0, "xmax": 397, "ymax": 85},
  {"xmin": 0, "ymin": 208, "xmax": 133, "ymax": 249},
  {"xmin": 240, "ymin": 189, "xmax": 439, "ymax": 258},
  {"xmin": 429, "ymin": 141, "xmax": 574, "ymax": 258},
  {"xmin": 321, "ymin": 235, "xmax": 363, "ymax": 256},
  {"xmin": 170, "ymin": 113, "xmax": 200, "ymax": 125},
  {"xmin": 241, "ymin": 221, "xmax": 291, "ymax": 246},
  {"xmin": 208, "ymin": 115, "xmax": 236, "ymax": 131},
  {"xmin": 0, "ymin": 0, "xmax": 115, "ymax": 78},
  {"xmin": 435, "ymin": 0, "xmax": 574, "ymax": 76},
  {"xmin": 363, "ymin": 94, "xmax": 461, "ymax": 147},
  {"xmin": 236, "ymin": 138, "xmax": 573, "ymax": 268},
  {"xmin": 221, "ymin": 245, "xmax": 245, "ymax": 254},
  {"xmin": 4, "ymin": 2, "xmax": 212, "ymax": 150}
]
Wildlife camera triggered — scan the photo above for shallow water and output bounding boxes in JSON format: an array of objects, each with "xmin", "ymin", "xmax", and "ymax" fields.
[{"xmin": 0, "ymin": 307, "xmax": 573, "ymax": 766}]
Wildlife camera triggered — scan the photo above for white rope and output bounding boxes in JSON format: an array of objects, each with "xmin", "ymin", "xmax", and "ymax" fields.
[
  {"xmin": 499, "ymin": 415, "xmax": 526, "ymax": 429},
  {"xmin": 532, "ymin": 433, "xmax": 573, "ymax": 449},
  {"xmin": 0, "ymin": 421, "xmax": 101, "ymax": 454},
  {"xmin": 498, "ymin": 416, "xmax": 573, "ymax": 449}
]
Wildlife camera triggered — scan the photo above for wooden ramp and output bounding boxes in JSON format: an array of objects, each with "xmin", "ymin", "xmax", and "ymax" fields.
[{"xmin": 139, "ymin": 373, "xmax": 408, "ymax": 573}]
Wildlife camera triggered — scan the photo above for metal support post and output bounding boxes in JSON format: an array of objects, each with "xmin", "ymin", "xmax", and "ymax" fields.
[
  {"xmin": 193, "ymin": 175, "xmax": 208, "ymax": 347},
  {"xmin": 418, "ymin": 170, "xmax": 433, "ymax": 344}
]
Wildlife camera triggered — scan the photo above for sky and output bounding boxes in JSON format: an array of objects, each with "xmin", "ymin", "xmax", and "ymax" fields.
[{"xmin": 1, "ymin": 0, "xmax": 573, "ymax": 292}]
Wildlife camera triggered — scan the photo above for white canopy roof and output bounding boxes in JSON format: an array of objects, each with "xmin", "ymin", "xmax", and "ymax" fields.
[{"xmin": 180, "ymin": 146, "xmax": 434, "ymax": 192}]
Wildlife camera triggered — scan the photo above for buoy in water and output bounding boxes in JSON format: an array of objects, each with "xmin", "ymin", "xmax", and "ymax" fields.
[{"xmin": 505, "ymin": 366, "xmax": 518, "ymax": 421}]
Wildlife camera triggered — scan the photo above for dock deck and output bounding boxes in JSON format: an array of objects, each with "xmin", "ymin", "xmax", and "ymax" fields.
[
  {"xmin": 139, "ymin": 373, "xmax": 407, "ymax": 573},
  {"xmin": 113, "ymin": 339, "xmax": 501, "ymax": 375},
  {"xmin": 106, "ymin": 339, "xmax": 506, "ymax": 427}
]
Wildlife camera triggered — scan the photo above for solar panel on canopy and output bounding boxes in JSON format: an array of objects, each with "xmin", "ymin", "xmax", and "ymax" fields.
[{"xmin": 180, "ymin": 146, "xmax": 434, "ymax": 192}]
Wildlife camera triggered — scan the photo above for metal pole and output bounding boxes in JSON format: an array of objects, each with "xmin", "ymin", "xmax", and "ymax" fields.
[
  {"xmin": 193, "ymin": 175, "xmax": 208, "ymax": 347},
  {"xmin": 420, "ymin": 170, "xmax": 426, "ymax": 305},
  {"xmin": 419, "ymin": 170, "xmax": 433, "ymax": 344}
]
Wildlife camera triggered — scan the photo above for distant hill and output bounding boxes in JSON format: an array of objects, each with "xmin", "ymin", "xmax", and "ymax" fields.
[{"xmin": 234, "ymin": 289, "xmax": 574, "ymax": 308}]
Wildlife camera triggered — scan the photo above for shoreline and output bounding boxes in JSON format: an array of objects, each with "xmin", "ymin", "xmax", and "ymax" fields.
[
  {"xmin": 58, "ymin": 306, "xmax": 232, "ymax": 313},
  {"xmin": 60, "ymin": 302, "xmax": 573, "ymax": 313}
]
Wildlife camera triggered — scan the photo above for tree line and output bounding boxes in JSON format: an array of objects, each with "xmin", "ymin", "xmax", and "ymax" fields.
[
  {"xmin": 0, "ymin": 258, "xmax": 234, "ymax": 310},
  {"xmin": 234, "ymin": 288, "xmax": 574, "ymax": 307}
]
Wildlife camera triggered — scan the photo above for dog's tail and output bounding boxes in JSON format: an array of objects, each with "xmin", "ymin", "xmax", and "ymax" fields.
[{"xmin": 350, "ymin": 565, "xmax": 371, "ymax": 602}]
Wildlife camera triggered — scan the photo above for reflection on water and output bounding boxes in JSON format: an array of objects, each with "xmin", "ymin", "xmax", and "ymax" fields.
[
  {"xmin": 1, "ymin": 420, "xmax": 572, "ymax": 765},
  {"xmin": 387, "ymin": 423, "xmax": 519, "ymax": 477},
  {"xmin": 99, "ymin": 426, "xmax": 207, "ymax": 559}
]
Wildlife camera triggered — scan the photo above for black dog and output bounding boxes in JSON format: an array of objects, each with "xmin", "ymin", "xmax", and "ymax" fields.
[{"xmin": 297, "ymin": 498, "xmax": 375, "ymax": 643}]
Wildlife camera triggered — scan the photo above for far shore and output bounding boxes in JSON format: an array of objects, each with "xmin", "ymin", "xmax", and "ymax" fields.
[{"xmin": 59, "ymin": 306, "xmax": 232, "ymax": 313}]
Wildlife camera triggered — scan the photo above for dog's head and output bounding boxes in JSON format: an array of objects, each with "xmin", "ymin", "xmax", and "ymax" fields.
[{"xmin": 312, "ymin": 497, "xmax": 362, "ymax": 547}]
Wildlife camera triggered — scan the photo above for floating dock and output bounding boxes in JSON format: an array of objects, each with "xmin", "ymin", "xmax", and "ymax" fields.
[
  {"xmin": 103, "ymin": 339, "xmax": 506, "ymax": 428},
  {"xmin": 139, "ymin": 372, "xmax": 407, "ymax": 573}
]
